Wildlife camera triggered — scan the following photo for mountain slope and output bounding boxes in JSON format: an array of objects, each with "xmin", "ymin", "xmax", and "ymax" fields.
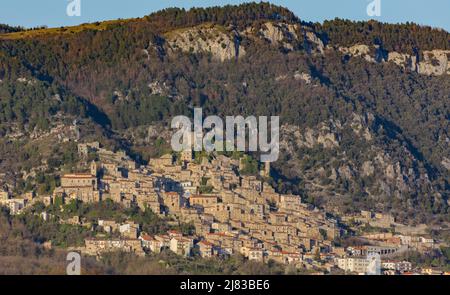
[{"xmin": 0, "ymin": 2, "xmax": 448, "ymax": 223}]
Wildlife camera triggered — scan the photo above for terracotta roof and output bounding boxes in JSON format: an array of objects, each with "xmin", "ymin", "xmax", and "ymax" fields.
[
  {"xmin": 199, "ymin": 240, "xmax": 214, "ymax": 246},
  {"xmin": 165, "ymin": 192, "xmax": 180, "ymax": 196},
  {"xmin": 281, "ymin": 251, "xmax": 299, "ymax": 255},
  {"xmin": 140, "ymin": 235, "xmax": 155, "ymax": 241}
]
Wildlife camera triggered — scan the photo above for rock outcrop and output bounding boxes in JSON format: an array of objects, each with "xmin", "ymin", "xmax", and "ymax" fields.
[
  {"xmin": 243, "ymin": 21, "xmax": 300, "ymax": 51},
  {"xmin": 305, "ymin": 31, "xmax": 325, "ymax": 54},
  {"xmin": 339, "ymin": 44, "xmax": 376, "ymax": 63},
  {"xmin": 281, "ymin": 121, "xmax": 341, "ymax": 150},
  {"xmin": 165, "ymin": 22, "xmax": 449, "ymax": 76},
  {"xmin": 442, "ymin": 157, "xmax": 450, "ymax": 171},
  {"xmin": 165, "ymin": 24, "xmax": 246, "ymax": 61},
  {"xmin": 417, "ymin": 50, "xmax": 450, "ymax": 76},
  {"xmin": 294, "ymin": 71, "xmax": 312, "ymax": 84},
  {"xmin": 387, "ymin": 52, "xmax": 418, "ymax": 71},
  {"xmin": 340, "ymin": 44, "xmax": 450, "ymax": 76}
]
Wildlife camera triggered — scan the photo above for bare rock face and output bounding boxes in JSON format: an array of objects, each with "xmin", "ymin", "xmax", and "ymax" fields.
[
  {"xmin": 16, "ymin": 77, "xmax": 37, "ymax": 85},
  {"xmin": 165, "ymin": 24, "xmax": 245, "ymax": 61},
  {"xmin": 280, "ymin": 113, "xmax": 377, "ymax": 151},
  {"xmin": 303, "ymin": 126, "xmax": 340, "ymax": 149},
  {"xmin": 341, "ymin": 44, "xmax": 450, "ymax": 76},
  {"xmin": 388, "ymin": 50, "xmax": 450, "ymax": 76},
  {"xmin": 275, "ymin": 71, "xmax": 313, "ymax": 84},
  {"xmin": 316, "ymin": 130, "xmax": 340, "ymax": 148},
  {"xmin": 442, "ymin": 157, "xmax": 450, "ymax": 171},
  {"xmin": 281, "ymin": 122, "xmax": 341, "ymax": 150},
  {"xmin": 339, "ymin": 44, "xmax": 377, "ymax": 63},
  {"xmin": 362, "ymin": 161, "xmax": 375, "ymax": 176},
  {"xmin": 165, "ymin": 21, "xmax": 449, "ymax": 77},
  {"xmin": 417, "ymin": 50, "xmax": 450, "ymax": 76},
  {"xmin": 388, "ymin": 52, "xmax": 418, "ymax": 71},
  {"xmin": 260, "ymin": 22, "xmax": 285, "ymax": 44},
  {"xmin": 350, "ymin": 113, "xmax": 374, "ymax": 141},
  {"xmin": 277, "ymin": 113, "xmax": 437, "ymax": 216},
  {"xmin": 294, "ymin": 71, "xmax": 312, "ymax": 84},
  {"xmin": 113, "ymin": 90, "xmax": 127, "ymax": 101},
  {"xmin": 246, "ymin": 21, "xmax": 300, "ymax": 51},
  {"xmin": 305, "ymin": 31, "xmax": 325, "ymax": 54},
  {"xmin": 338, "ymin": 165, "xmax": 354, "ymax": 180},
  {"xmin": 385, "ymin": 163, "xmax": 396, "ymax": 180},
  {"xmin": 374, "ymin": 154, "xmax": 410, "ymax": 192}
]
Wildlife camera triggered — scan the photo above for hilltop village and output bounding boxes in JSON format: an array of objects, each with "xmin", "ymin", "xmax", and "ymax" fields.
[{"xmin": 0, "ymin": 142, "xmax": 446, "ymax": 274}]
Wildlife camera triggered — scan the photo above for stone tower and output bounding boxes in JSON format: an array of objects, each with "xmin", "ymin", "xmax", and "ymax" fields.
[{"xmin": 90, "ymin": 161, "xmax": 98, "ymax": 177}]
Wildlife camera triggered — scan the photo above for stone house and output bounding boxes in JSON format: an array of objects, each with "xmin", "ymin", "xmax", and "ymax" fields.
[
  {"xmin": 154, "ymin": 234, "xmax": 171, "ymax": 250},
  {"xmin": 162, "ymin": 191, "xmax": 181, "ymax": 214},
  {"xmin": 140, "ymin": 234, "xmax": 165, "ymax": 253},
  {"xmin": 170, "ymin": 236, "xmax": 194, "ymax": 257},
  {"xmin": 84, "ymin": 238, "xmax": 145, "ymax": 257},
  {"xmin": 150, "ymin": 154, "xmax": 173, "ymax": 169},
  {"xmin": 197, "ymin": 240, "xmax": 215, "ymax": 258},
  {"xmin": 119, "ymin": 222, "xmax": 140, "ymax": 239},
  {"xmin": 189, "ymin": 195, "xmax": 219, "ymax": 208},
  {"xmin": 61, "ymin": 173, "xmax": 97, "ymax": 189}
]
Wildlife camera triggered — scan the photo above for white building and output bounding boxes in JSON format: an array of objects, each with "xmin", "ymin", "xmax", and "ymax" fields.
[
  {"xmin": 382, "ymin": 261, "xmax": 412, "ymax": 272},
  {"xmin": 336, "ymin": 257, "xmax": 373, "ymax": 274}
]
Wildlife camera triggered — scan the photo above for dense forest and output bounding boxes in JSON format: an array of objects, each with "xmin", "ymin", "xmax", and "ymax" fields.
[
  {"xmin": 143, "ymin": 2, "xmax": 299, "ymax": 31},
  {"xmin": 317, "ymin": 19, "xmax": 450, "ymax": 54},
  {"xmin": 0, "ymin": 2, "xmax": 448, "ymax": 223}
]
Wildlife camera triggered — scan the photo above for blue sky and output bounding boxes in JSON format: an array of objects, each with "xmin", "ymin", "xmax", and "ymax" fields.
[{"xmin": 1, "ymin": 0, "xmax": 449, "ymax": 32}]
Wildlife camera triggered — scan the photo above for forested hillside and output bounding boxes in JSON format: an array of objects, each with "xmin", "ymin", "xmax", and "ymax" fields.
[
  {"xmin": 0, "ymin": 24, "xmax": 24, "ymax": 34},
  {"xmin": 317, "ymin": 19, "xmax": 450, "ymax": 54},
  {"xmin": 0, "ymin": 2, "xmax": 448, "ymax": 223}
]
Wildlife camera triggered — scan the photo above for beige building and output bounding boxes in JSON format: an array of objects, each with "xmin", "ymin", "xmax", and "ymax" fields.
[
  {"xmin": 84, "ymin": 238, "xmax": 145, "ymax": 257},
  {"xmin": 150, "ymin": 154, "xmax": 173, "ymax": 169},
  {"xmin": 190, "ymin": 195, "xmax": 219, "ymax": 207},
  {"xmin": 198, "ymin": 240, "xmax": 215, "ymax": 258},
  {"xmin": 336, "ymin": 257, "xmax": 371, "ymax": 274},
  {"xmin": 140, "ymin": 234, "xmax": 166, "ymax": 253},
  {"xmin": 163, "ymin": 191, "xmax": 181, "ymax": 214},
  {"xmin": 170, "ymin": 236, "xmax": 194, "ymax": 257},
  {"xmin": 60, "ymin": 174, "xmax": 100, "ymax": 203},
  {"xmin": 61, "ymin": 173, "xmax": 97, "ymax": 189}
]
